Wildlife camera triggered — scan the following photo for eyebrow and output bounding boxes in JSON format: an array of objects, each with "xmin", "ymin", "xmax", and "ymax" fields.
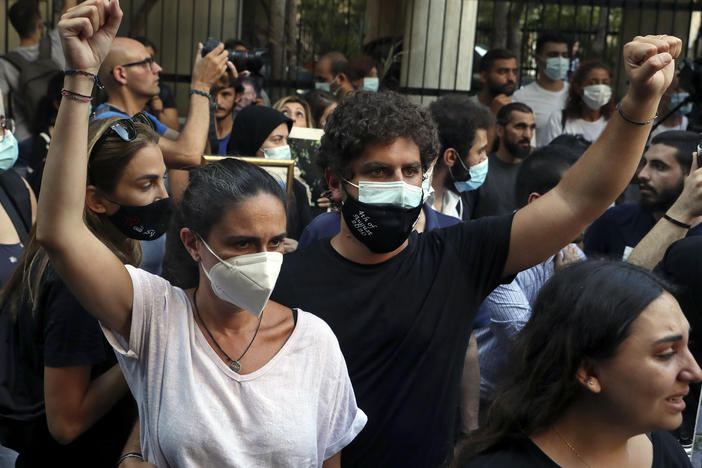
[
  {"xmin": 136, "ymin": 174, "xmax": 162, "ymax": 181},
  {"xmin": 652, "ymin": 334, "xmax": 684, "ymax": 345}
]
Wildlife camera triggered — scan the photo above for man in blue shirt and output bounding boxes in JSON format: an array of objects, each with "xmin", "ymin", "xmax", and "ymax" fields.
[
  {"xmin": 209, "ymin": 73, "xmax": 236, "ymax": 155},
  {"xmin": 94, "ymin": 37, "xmax": 230, "ymax": 171},
  {"xmin": 585, "ymin": 130, "xmax": 702, "ymax": 260}
]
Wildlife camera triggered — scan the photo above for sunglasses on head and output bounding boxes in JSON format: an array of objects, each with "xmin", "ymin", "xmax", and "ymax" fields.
[{"xmin": 91, "ymin": 112, "xmax": 157, "ymax": 157}]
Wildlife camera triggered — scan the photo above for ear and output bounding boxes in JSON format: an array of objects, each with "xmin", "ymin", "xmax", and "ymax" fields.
[
  {"xmin": 112, "ymin": 66, "xmax": 128, "ymax": 85},
  {"xmin": 443, "ymin": 148, "xmax": 457, "ymax": 168},
  {"xmin": 180, "ymin": 227, "xmax": 202, "ymax": 263},
  {"xmin": 495, "ymin": 124, "xmax": 505, "ymax": 139},
  {"xmin": 85, "ymin": 185, "xmax": 110, "ymax": 214},
  {"xmin": 576, "ymin": 360, "xmax": 601, "ymax": 394},
  {"xmin": 480, "ymin": 70, "xmax": 488, "ymax": 84},
  {"xmin": 325, "ymin": 168, "xmax": 344, "ymax": 202},
  {"xmin": 527, "ymin": 192, "xmax": 541, "ymax": 205}
]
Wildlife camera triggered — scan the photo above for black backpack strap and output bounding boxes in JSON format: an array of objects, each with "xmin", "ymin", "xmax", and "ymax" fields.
[{"xmin": 0, "ymin": 171, "xmax": 31, "ymax": 242}]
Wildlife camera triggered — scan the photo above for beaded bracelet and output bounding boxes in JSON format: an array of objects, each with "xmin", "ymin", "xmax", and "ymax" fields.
[
  {"xmin": 64, "ymin": 69, "xmax": 104, "ymax": 89},
  {"xmin": 61, "ymin": 89, "xmax": 93, "ymax": 103},
  {"xmin": 189, "ymin": 89, "xmax": 213, "ymax": 104},
  {"xmin": 616, "ymin": 102, "xmax": 657, "ymax": 126},
  {"xmin": 116, "ymin": 452, "xmax": 144, "ymax": 466}
]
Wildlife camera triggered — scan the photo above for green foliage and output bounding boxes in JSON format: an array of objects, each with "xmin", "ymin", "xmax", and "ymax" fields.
[{"xmin": 299, "ymin": 0, "xmax": 366, "ymax": 61}]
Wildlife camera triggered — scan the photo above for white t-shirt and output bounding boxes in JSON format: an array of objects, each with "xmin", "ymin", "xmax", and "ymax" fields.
[
  {"xmin": 649, "ymin": 116, "xmax": 688, "ymax": 139},
  {"xmin": 0, "ymin": 28, "xmax": 65, "ymax": 140},
  {"xmin": 513, "ymin": 81, "xmax": 569, "ymax": 148},
  {"xmin": 102, "ymin": 265, "xmax": 367, "ymax": 468},
  {"xmin": 542, "ymin": 111, "xmax": 608, "ymax": 146}
]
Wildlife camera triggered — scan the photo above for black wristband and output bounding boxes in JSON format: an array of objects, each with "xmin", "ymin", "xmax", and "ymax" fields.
[
  {"xmin": 189, "ymin": 89, "xmax": 212, "ymax": 103},
  {"xmin": 663, "ymin": 214, "xmax": 691, "ymax": 229},
  {"xmin": 64, "ymin": 69, "xmax": 104, "ymax": 89},
  {"xmin": 616, "ymin": 102, "xmax": 657, "ymax": 126}
]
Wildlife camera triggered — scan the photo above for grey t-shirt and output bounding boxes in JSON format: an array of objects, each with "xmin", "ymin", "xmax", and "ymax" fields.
[
  {"xmin": 0, "ymin": 29, "xmax": 65, "ymax": 140},
  {"xmin": 465, "ymin": 153, "xmax": 522, "ymax": 219}
]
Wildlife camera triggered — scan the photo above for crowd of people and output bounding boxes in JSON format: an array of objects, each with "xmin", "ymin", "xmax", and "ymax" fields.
[{"xmin": 1, "ymin": 0, "xmax": 702, "ymax": 467}]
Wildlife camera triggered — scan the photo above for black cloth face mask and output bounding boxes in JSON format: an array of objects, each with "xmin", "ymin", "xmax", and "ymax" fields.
[
  {"xmin": 340, "ymin": 192, "xmax": 422, "ymax": 253},
  {"xmin": 107, "ymin": 197, "xmax": 173, "ymax": 240}
]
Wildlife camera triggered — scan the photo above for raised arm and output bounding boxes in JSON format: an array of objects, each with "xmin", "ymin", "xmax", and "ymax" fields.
[
  {"xmin": 628, "ymin": 155, "xmax": 702, "ymax": 268},
  {"xmin": 504, "ymin": 35, "xmax": 682, "ymax": 275},
  {"xmin": 157, "ymin": 44, "xmax": 234, "ymax": 168},
  {"xmin": 36, "ymin": 0, "xmax": 134, "ymax": 338}
]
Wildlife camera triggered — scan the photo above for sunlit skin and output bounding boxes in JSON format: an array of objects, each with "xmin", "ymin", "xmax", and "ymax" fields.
[
  {"xmin": 115, "ymin": 39, "xmax": 162, "ymax": 98},
  {"xmin": 638, "ymin": 143, "xmax": 685, "ymax": 214},
  {"xmin": 88, "ymin": 143, "xmax": 168, "ymax": 214},
  {"xmin": 281, "ymin": 102, "xmax": 308, "ymax": 128}
]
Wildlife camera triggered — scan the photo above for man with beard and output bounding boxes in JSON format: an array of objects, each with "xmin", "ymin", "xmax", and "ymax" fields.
[
  {"xmin": 466, "ymin": 102, "xmax": 535, "ymax": 219},
  {"xmin": 474, "ymin": 48, "xmax": 518, "ymax": 116},
  {"xmin": 585, "ymin": 130, "xmax": 702, "ymax": 260}
]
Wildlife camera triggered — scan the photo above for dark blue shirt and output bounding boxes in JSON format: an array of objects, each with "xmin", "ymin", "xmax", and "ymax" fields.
[
  {"xmin": 584, "ymin": 203, "xmax": 702, "ymax": 260},
  {"xmin": 92, "ymin": 104, "xmax": 169, "ymax": 136},
  {"xmin": 217, "ymin": 132, "xmax": 231, "ymax": 156},
  {"xmin": 297, "ymin": 203, "xmax": 461, "ymax": 249}
]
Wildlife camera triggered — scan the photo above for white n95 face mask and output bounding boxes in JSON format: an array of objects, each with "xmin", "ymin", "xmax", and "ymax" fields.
[
  {"xmin": 582, "ymin": 84, "xmax": 612, "ymax": 110},
  {"xmin": 199, "ymin": 237, "xmax": 283, "ymax": 318}
]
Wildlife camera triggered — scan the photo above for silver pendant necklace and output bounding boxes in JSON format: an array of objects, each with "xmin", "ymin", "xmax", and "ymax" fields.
[{"xmin": 192, "ymin": 287, "xmax": 263, "ymax": 373}]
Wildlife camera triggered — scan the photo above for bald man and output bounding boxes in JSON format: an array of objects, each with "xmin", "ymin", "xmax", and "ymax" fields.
[
  {"xmin": 93, "ymin": 38, "xmax": 233, "ymax": 169},
  {"xmin": 314, "ymin": 51, "xmax": 346, "ymax": 90}
]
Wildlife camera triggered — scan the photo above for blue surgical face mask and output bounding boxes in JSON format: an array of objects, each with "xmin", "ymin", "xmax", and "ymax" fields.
[
  {"xmin": 544, "ymin": 56, "xmax": 569, "ymax": 81},
  {"xmin": 362, "ymin": 77, "xmax": 380, "ymax": 92},
  {"xmin": 344, "ymin": 179, "xmax": 423, "ymax": 209},
  {"xmin": 669, "ymin": 92, "xmax": 692, "ymax": 115},
  {"xmin": 315, "ymin": 82, "xmax": 330, "ymax": 92},
  {"xmin": 453, "ymin": 157, "xmax": 488, "ymax": 193},
  {"xmin": 262, "ymin": 144, "xmax": 292, "ymax": 160},
  {"xmin": 0, "ymin": 131, "xmax": 19, "ymax": 172}
]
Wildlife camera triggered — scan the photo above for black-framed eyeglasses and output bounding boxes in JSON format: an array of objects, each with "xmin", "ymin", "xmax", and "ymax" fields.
[
  {"xmin": 91, "ymin": 112, "xmax": 156, "ymax": 157},
  {"xmin": 121, "ymin": 56, "xmax": 155, "ymax": 70},
  {"xmin": 0, "ymin": 117, "xmax": 15, "ymax": 141}
]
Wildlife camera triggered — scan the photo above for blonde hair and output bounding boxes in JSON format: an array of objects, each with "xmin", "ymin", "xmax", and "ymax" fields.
[{"xmin": 273, "ymin": 96, "xmax": 313, "ymax": 128}]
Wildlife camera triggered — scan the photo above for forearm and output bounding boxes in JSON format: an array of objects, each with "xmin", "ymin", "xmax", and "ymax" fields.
[
  {"xmin": 163, "ymin": 89, "xmax": 211, "ymax": 167},
  {"xmin": 459, "ymin": 333, "xmax": 480, "ymax": 433},
  {"xmin": 46, "ymin": 364, "xmax": 129, "ymax": 443},
  {"xmin": 627, "ymin": 216, "xmax": 690, "ymax": 269},
  {"xmin": 556, "ymin": 95, "xmax": 659, "ymax": 222},
  {"xmin": 36, "ymin": 75, "xmax": 92, "ymax": 248}
]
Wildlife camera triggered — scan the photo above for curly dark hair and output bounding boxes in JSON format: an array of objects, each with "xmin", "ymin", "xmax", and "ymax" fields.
[
  {"xmin": 563, "ymin": 60, "xmax": 614, "ymax": 121},
  {"xmin": 318, "ymin": 91, "xmax": 439, "ymax": 179}
]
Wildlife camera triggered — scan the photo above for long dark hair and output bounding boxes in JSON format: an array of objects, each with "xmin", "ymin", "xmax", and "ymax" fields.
[
  {"xmin": 0, "ymin": 117, "xmax": 158, "ymax": 321},
  {"xmin": 563, "ymin": 60, "xmax": 614, "ymax": 121},
  {"xmin": 454, "ymin": 260, "xmax": 672, "ymax": 462},
  {"xmin": 162, "ymin": 158, "xmax": 286, "ymax": 289}
]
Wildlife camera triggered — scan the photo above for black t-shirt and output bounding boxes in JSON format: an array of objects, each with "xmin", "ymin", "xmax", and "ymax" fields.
[
  {"xmin": 0, "ymin": 265, "xmax": 135, "ymax": 467},
  {"xmin": 271, "ymin": 214, "xmax": 513, "ymax": 467},
  {"xmin": 460, "ymin": 431, "xmax": 691, "ymax": 467}
]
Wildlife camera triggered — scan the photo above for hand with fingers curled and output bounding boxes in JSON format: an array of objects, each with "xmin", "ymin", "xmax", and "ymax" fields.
[
  {"xmin": 191, "ymin": 42, "xmax": 238, "ymax": 93},
  {"xmin": 623, "ymin": 35, "xmax": 682, "ymax": 103},
  {"xmin": 666, "ymin": 152, "xmax": 702, "ymax": 223},
  {"xmin": 57, "ymin": 0, "xmax": 123, "ymax": 75}
]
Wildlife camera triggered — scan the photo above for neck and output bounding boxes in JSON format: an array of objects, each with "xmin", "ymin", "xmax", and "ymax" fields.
[
  {"xmin": 496, "ymin": 146, "xmax": 521, "ymax": 164},
  {"xmin": 581, "ymin": 106, "xmax": 602, "ymax": 122},
  {"xmin": 20, "ymin": 30, "xmax": 41, "ymax": 47},
  {"xmin": 193, "ymin": 277, "xmax": 259, "ymax": 334},
  {"xmin": 534, "ymin": 400, "xmax": 642, "ymax": 466},
  {"xmin": 106, "ymin": 90, "xmax": 150, "ymax": 118},
  {"xmin": 536, "ymin": 72, "xmax": 565, "ymax": 92},
  {"xmin": 215, "ymin": 114, "xmax": 233, "ymax": 138},
  {"xmin": 478, "ymin": 89, "xmax": 495, "ymax": 107},
  {"xmin": 330, "ymin": 216, "xmax": 407, "ymax": 265},
  {"xmin": 431, "ymin": 166, "xmax": 449, "ymax": 212}
]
